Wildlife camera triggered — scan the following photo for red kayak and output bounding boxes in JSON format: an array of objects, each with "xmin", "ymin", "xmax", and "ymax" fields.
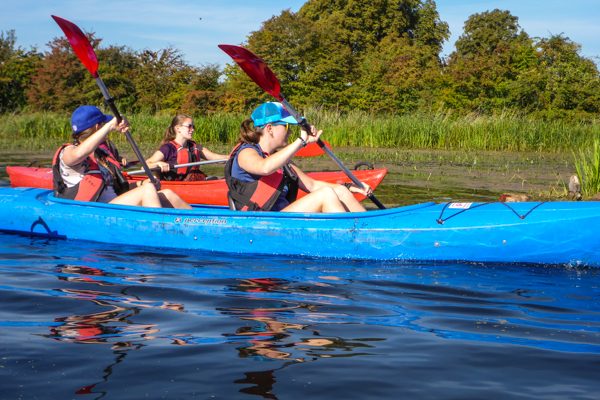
[{"xmin": 6, "ymin": 166, "xmax": 387, "ymax": 206}]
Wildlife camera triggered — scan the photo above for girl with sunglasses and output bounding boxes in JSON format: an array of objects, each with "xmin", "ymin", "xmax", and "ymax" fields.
[
  {"xmin": 225, "ymin": 102, "xmax": 371, "ymax": 212},
  {"xmin": 146, "ymin": 114, "xmax": 228, "ymax": 181}
]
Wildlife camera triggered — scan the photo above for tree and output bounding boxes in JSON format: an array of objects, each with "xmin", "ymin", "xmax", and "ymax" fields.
[
  {"xmin": 224, "ymin": 0, "xmax": 449, "ymax": 111},
  {"xmin": 180, "ymin": 64, "xmax": 223, "ymax": 114},
  {"xmin": 133, "ymin": 47, "xmax": 198, "ymax": 113},
  {"xmin": 26, "ymin": 36, "xmax": 93, "ymax": 112},
  {"xmin": 0, "ymin": 30, "xmax": 42, "ymax": 113},
  {"xmin": 95, "ymin": 45, "xmax": 139, "ymax": 113},
  {"xmin": 221, "ymin": 9, "xmax": 318, "ymax": 111},
  {"xmin": 350, "ymin": 0, "xmax": 449, "ymax": 112},
  {"xmin": 445, "ymin": 9, "xmax": 535, "ymax": 113},
  {"xmin": 510, "ymin": 34, "xmax": 600, "ymax": 119}
]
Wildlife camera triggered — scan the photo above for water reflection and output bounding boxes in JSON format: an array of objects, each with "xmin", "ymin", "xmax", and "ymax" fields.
[
  {"xmin": 47, "ymin": 264, "xmax": 184, "ymax": 345},
  {"xmin": 42, "ymin": 263, "xmax": 186, "ymax": 398},
  {"xmin": 12, "ymin": 248, "xmax": 597, "ymax": 400},
  {"xmin": 74, "ymin": 346, "xmax": 141, "ymax": 399},
  {"xmin": 221, "ymin": 277, "xmax": 381, "ymax": 399}
]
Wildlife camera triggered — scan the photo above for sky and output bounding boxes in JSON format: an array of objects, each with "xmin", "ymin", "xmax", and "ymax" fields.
[{"xmin": 1, "ymin": 0, "xmax": 598, "ymax": 67}]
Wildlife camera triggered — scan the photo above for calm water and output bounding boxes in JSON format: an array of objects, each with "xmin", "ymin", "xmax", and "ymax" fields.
[
  {"xmin": 2, "ymin": 152, "xmax": 599, "ymax": 399},
  {"xmin": 1, "ymin": 234, "xmax": 600, "ymax": 399}
]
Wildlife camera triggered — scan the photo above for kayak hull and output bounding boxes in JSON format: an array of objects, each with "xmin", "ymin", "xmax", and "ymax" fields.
[
  {"xmin": 0, "ymin": 187, "xmax": 598, "ymax": 266},
  {"xmin": 6, "ymin": 166, "xmax": 388, "ymax": 205}
]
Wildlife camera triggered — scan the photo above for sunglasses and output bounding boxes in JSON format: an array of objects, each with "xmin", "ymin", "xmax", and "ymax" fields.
[
  {"xmin": 179, "ymin": 123, "xmax": 195, "ymax": 129},
  {"xmin": 272, "ymin": 122, "xmax": 289, "ymax": 131}
]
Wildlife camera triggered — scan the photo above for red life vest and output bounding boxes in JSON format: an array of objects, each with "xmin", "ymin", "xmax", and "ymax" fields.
[
  {"xmin": 165, "ymin": 140, "xmax": 205, "ymax": 180},
  {"xmin": 224, "ymin": 143, "xmax": 298, "ymax": 211},
  {"xmin": 52, "ymin": 142, "xmax": 127, "ymax": 202}
]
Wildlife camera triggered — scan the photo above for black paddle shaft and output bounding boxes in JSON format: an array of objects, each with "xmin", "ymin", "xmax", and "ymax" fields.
[
  {"xmin": 96, "ymin": 78, "xmax": 160, "ymax": 189},
  {"xmin": 285, "ymin": 100, "xmax": 386, "ymax": 209}
]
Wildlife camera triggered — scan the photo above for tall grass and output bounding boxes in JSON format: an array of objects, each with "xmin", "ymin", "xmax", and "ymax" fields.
[
  {"xmin": 0, "ymin": 112, "xmax": 244, "ymax": 154},
  {"xmin": 306, "ymin": 109, "xmax": 598, "ymax": 152},
  {"xmin": 574, "ymin": 139, "xmax": 600, "ymax": 197},
  {"xmin": 0, "ymin": 110, "xmax": 597, "ymax": 154}
]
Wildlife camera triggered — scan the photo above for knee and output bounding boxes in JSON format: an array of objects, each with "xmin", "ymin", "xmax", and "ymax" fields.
[
  {"xmin": 316, "ymin": 186, "xmax": 338, "ymax": 200},
  {"xmin": 333, "ymin": 184, "xmax": 352, "ymax": 198},
  {"xmin": 159, "ymin": 189, "xmax": 176, "ymax": 198},
  {"xmin": 141, "ymin": 181, "xmax": 158, "ymax": 193}
]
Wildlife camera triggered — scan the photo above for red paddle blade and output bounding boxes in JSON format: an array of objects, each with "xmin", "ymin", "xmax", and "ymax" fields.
[
  {"xmin": 218, "ymin": 44, "xmax": 282, "ymax": 100},
  {"xmin": 51, "ymin": 15, "xmax": 99, "ymax": 77},
  {"xmin": 296, "ymin": 140, "xmax": 332, "ymax": 157}
]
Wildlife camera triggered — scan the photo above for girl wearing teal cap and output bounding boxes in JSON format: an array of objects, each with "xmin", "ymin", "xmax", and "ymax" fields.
[{"xmin": 225, "ymin": 102, "xmax": 371, "ymax": 212}]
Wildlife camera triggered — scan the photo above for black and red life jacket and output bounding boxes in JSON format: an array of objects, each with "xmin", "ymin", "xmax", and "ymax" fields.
[
  {"xmin": 52, "ymin": 142, "xmax": 128, "ymax": 202},
  {"xmin": 224, "ymin": 143, "xmax": 298, "ymax": 211},
  {"xmin": 162, "ymin": 140, "xmax": 206, "ymax": 181}
]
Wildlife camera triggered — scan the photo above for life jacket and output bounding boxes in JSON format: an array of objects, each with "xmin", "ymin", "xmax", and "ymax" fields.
[
  {"xmin": 52, "ymin": 142, "xmax": 129, "ymax": 202},
  {"xmin": 224, "ymin": 143, "xmax": 298, "ymax": 211},
  {"xmin": 163, "ymin": 140, "xmax": 206, "ymax": 181}
]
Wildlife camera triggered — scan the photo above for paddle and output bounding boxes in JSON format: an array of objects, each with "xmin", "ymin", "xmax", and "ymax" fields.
[
  {"xmin": 126, "ymin": 158, "xmax": 227, "ymax": 176},
  {"xmin": 51, "ymin": 15, "xmax": 160, "ymax": 189},
  {"xmin": 218, "ymin": 44, "xmax": 385, "ymax": 209},
  {"xmin": 296, "ymin": 140, "xmax": 331, "ymax": 157}
]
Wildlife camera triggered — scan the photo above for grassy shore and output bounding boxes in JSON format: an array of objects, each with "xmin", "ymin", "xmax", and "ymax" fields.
[{"xmin": 0, "ymin": 110, "xmax": 598, "ymax": 154}]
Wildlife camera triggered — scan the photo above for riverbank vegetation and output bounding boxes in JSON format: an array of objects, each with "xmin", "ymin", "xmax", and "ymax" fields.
[{"xmin": 1, "ymin": 110, "xmax": 598, "ymax": 155}]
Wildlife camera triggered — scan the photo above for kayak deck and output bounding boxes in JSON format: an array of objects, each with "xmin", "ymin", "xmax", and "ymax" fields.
[{"xmin": 0, "ymin": 187, "xmax": 598, "ymax": 266}]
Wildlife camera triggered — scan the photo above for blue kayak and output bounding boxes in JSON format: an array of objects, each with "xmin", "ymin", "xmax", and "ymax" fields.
[{"xmin": 0, "ymin": 187, "xmax": 598, "ymax": 266}]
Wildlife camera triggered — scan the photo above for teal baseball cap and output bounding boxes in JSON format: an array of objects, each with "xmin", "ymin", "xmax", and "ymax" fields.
[{"xmin": 251, "ymin": 102, "xmax": 299, "ymax": 128}]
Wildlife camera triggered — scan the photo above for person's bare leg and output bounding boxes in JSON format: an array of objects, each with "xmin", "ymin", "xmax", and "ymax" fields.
[
  {"xmin": 332, "ymin": 185, "xmax": 366, "ymax": 212},
  {"xmin": 110, "ymin": 181, "xmax": 162, "ymax": 208},
  {"xmin": 282, "ymin": 187, "xmax": 346, "ymax": 213}
]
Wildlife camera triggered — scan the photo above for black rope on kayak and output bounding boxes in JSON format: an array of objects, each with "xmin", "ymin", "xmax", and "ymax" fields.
[
  {"xmin": 436, "ymin": 201, "xmax": 547, "ymax": 225},
  {"xmin": 498, "ymin": 201, "xmax": 547, "ymax": 220}
]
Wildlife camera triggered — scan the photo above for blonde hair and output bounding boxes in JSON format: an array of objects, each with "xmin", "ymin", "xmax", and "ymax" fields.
[{"xmin": 161, "ymin": 114, "xmax": 193, "ymax": 145}]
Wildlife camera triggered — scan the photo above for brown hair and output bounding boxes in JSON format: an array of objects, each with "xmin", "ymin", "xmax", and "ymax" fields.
[
  {"xmin": 72, "ymin": 126, "xmax": 98, "ymax": 145},
  {"xmin": 161, "ymin": 114, "xmax": 193, "ymax": 145},
  {"xmin": 238, "ymin": 118, "xmax": 264, "ymax": 144}
]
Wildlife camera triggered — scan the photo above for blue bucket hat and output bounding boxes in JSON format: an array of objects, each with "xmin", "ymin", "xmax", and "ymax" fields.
[
  {"xmin": 71, "ymin": 105, "xmax": 113, "ymax": 134},
  {"xmin": 251, "ymin": 102, "xmax": 299, "ymax": 128}
]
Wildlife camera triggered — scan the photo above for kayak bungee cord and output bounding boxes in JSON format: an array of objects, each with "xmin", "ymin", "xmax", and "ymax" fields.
[{"xmin": 436, "ymin": 201, "xmax": 548, "ymax": 224}]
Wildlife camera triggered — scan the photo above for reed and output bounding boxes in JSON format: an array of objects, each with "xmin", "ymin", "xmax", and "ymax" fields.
[
  {"xmin": 574, "ymin": 139, "xmax": 600, "ymax": 197},
  {"xmin": 305, "ymin": 109, "xmax": 598, "ymax": 152},
  {"xmin": 0, "ymin": 110, "xmax": 597, "ymax": 154}
]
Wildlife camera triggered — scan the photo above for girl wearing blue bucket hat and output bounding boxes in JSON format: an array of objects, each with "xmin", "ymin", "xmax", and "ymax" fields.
[
  {"xmin": 52, "ymin": 105, "xmax": 191, "ymax": 209},
  {"xmin": 225, "ymin": 102, "xmax": 371, "ymax": 212}
]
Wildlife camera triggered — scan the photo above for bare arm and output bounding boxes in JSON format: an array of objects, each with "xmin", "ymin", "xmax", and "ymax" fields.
[
  {"xmin": 145, "ymin": 150, "xmax": 169, "ymax": 172},
  {"xmin": 291, "ymin": 164, "xmax": 372, "ymax": 195},
  {"xmin": 238, "ymin": 126, "xmax": 322, "ymax": 176},
  {"xmin": 237, "ymin": 140, "xmax": 304, "ymax": 176},
  {"xmin": 200, "ymin": 147, "xmax": 229, "ymax": 161},
  {"xmin": 61, "ymin": 117, "xmax": 127, "ymax": 166}
]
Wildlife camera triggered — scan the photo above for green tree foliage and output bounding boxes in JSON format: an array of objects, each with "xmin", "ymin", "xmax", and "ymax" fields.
[
  {"xmin": 220, "ymin": 10, "xmax": 319, "ymax": 111},
  {"xmin": 513, "ymin": 35, "xmax": 599, "ymax": 119},
  {"xmin": 0, "ymin": 30, "xmax": 42, "ymax": 112},
  {"xmin": 133, "ymin": 47, "xmax": 194, "ymax": 113},
  {"xmin": 180, "ymin": 64, "xmax": 222, "ymax": 114},
  {"xmin": 26, "ymin": 35, "xmax": 97, "ymax": 112},
  {"xmin": 350, "ymin": 0, "xmax": 449, "ymax": 112},
  {"xmin": 95, "ymin": 45, "xmax": 138, "ymax": 112},
  {"xmin": 224, "ymin": 0, "xmax": 449, "ymax": 111},
  {"xmin": 445, "ymin": 9, "xmax": 536, "ymax": 112}
]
